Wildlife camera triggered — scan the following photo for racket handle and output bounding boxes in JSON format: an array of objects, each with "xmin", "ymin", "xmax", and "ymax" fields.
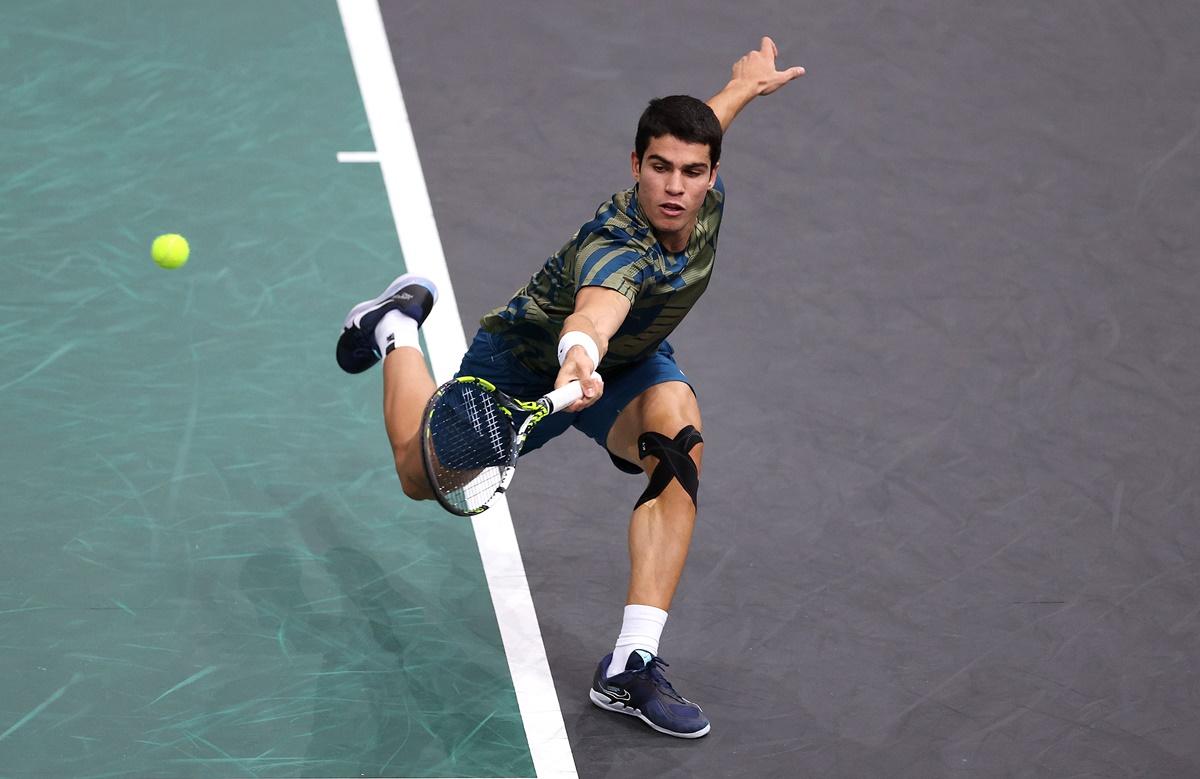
[{"xmin": 543, "ymin": 372, "xmax": 601, "ymax": 414}]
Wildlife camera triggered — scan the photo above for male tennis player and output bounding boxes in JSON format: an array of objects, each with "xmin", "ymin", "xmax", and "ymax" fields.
[{"xmin": 336, "ymin": 37, "xmax": 803, "ymax": 739}]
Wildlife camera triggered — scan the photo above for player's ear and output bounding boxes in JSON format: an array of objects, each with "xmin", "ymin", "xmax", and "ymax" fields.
[
  {"xmin": 630, "ymin": 150, "xmax": 641, "ymax": 182},
  {"xmin": 708, "ymin": 161, "xmax": 719, "ymax": 189}
]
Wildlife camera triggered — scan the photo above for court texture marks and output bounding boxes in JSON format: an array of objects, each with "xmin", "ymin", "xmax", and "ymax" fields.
[{"xmin": 2, "ymin": 1, "xmax": 569, "ymax": 777}]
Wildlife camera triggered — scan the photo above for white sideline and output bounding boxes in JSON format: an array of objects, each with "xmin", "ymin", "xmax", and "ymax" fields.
[{"xmin": 337, "ymin": 2, "xmax": 577, "ymax": 778}]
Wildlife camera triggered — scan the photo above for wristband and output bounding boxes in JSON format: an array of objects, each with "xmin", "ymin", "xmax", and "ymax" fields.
[{"xmin": 557, "ymin": 330, "xmax": 600, "ymax": 370}]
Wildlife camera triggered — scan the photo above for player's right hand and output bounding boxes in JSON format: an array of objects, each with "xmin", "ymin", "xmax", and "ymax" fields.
[{"xmin": 555, "ymin": 348, "xmax": 604, "ymax": 412}]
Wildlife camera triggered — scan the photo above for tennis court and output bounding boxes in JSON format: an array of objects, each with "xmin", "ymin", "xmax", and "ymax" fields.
[
  {"xmin": 4, "ymin": 1, "xmax": 1199, "ymax": 778},
  {"xmin": 2, "ymin": 2, "xmax": 552, "ymax": 776}
]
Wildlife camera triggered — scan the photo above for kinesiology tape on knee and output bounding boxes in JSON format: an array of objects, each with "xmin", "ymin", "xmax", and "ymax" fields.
[{"xmin": 634, "ymin": 425, "xmax": 703, "ymax": 509}]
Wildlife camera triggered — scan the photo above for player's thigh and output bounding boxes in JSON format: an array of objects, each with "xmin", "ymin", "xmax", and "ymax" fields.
[{"xmin": 606, "ymin": 380, "xmax": 703, "ymax": 469}]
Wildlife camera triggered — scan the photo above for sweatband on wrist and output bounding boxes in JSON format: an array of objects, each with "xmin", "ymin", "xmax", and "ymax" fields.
[{"xmin": 557, "ymin": 330, "xmax": 600, "ymax": 369}]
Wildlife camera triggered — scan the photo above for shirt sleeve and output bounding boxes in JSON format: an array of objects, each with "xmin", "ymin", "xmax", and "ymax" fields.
[{"xmin": 573, "ymin": 231, "xmax": 653, "ymax": 305}]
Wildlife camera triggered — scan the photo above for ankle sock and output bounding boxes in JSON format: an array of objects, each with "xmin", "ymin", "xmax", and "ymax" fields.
[
  {"xmin": 375, "ymin": 309, "xmax": 418, "ymax": 355},
  {"xmin": 607, "ymin": 604, "xmax": 668, "ymax": 678}
]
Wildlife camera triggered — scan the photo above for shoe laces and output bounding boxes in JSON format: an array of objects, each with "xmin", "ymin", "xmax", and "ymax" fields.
[{"xmin": 642, "ymin": 656, "xmax": 684, "ymax": 702}]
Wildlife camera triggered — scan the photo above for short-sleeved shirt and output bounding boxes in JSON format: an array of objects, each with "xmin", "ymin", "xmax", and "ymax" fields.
[{"xmin": 479, "ymin": 177, "xmax": 725, "ymax": 376}]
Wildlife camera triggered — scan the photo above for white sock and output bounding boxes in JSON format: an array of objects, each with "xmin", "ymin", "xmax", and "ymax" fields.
[
  {"xmin": 375, "ymin": 309, "xmax": 418, "ymax": 356},
  {"xmin": 607, "ymin": 604, "xmax": 668, "ymax": 678}
]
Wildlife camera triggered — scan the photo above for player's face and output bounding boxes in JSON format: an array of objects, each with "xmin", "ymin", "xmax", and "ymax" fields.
[{"xmin": 631, "ymin": 135, "xmax": 718, "ymax": 252}]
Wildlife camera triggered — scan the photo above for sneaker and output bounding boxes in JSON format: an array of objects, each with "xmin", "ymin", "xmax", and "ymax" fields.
[
  {"xmin": 589, "ymin": 650, "xmax": 710, "ymax": 738},
  {"xmin": 336, "ymin": 274, "xmax": 437, "ymax": 374}
]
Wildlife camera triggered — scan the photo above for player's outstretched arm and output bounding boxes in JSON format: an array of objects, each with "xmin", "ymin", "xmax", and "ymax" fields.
[
  {"xmin": 556, "ymin": 286, "xmax": 631, "ymax": 410},
  {"xmin": 707, "ymin": 36, "xmax": 805, "ymax": 132}
]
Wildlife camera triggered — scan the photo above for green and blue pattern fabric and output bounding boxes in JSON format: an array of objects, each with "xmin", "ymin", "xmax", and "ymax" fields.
[{"xmin": 481, "ymin": 177, "xmax": 725, "ymax": 375}]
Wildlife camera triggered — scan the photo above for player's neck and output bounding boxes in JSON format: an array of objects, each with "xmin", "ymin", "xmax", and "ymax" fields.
[{"xmin": 656, "ymin": 220, "xmax": 696, "ymax": 253}]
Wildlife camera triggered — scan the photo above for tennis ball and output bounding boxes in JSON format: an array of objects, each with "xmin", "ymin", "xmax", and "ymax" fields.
[{"xmin": 151, "ymin": 233, "xmax": 190, "ymax": 269}]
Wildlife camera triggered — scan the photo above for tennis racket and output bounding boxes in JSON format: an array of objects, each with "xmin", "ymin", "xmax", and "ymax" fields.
[{"xmin": 419, "ymin": 375, "xmax": 597, "ymax": 516}]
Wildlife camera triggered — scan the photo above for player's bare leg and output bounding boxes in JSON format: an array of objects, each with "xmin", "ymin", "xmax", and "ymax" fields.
[
  {"xmin": 381, "ymin": 346, "xmax": 436, "ymax": 499},
  {"xmin": 336, "ymin": 273, "xmax": 438, "ymax": 500},
  {"xmin": 607, "ymin": 380, "xmax": 703, "ymax": 610},
  {"xmin": 589, "ymin": 380, "xmax": 710, "ymax": 738},
  {"xmin": 624, "ymin": 446, "xmax": 702, "ymax": 607}
]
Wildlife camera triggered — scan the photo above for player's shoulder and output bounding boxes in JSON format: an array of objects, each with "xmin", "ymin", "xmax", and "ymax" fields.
[
  {"xmin": 697, "ymin": 175, "xmax": 726, "ymax": 227},
  {"xmin": 709, "ymin": 174, "xmax": 726, "ymax": 205},
  {"xmin": 579, "ymin": 186, "xmax": 655, "ymax": 251},
  {"xmin": 602, "ymin": 185, "xmax": 643, "ymax": 231}
]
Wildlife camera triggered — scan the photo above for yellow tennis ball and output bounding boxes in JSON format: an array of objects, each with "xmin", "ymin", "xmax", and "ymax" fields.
[{"xmin": 151, "ymin": 233, "xmax": 190, "ymax": 269}]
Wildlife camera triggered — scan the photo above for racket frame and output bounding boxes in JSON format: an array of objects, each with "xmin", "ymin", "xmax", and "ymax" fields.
[{"xmin": 420, "ymin": 376, "xmax": 585, "ymax": 516}]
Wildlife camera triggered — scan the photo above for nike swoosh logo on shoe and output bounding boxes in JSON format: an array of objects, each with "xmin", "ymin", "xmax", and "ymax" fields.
[{"xmin": 601, "ymin": 685, "xmax": 631, "ymax": 702}]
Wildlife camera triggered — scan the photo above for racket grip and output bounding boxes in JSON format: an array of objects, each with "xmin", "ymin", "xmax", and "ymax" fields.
[{"xmin": 543, "ymin": 372, "xmax": 601, "ymax": 414}]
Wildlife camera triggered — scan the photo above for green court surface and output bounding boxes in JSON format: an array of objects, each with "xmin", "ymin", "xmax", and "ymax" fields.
[{"xmin": 1, "ymin": 2, "xmax": 532, "ymax": 777}]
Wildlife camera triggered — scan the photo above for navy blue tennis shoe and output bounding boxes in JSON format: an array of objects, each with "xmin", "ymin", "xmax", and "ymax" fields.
[
  {"xmin": 589, "ymin": 650, "xmax": 710, "ymax": 738},
  {"xmin": 336, "ymin": 274, "xmax": 437, "ymax": 374}
]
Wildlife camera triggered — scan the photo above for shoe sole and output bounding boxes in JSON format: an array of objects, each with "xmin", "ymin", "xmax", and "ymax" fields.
[
  {"xmin": 342, "ymin": 273, "xmax": 437, "ymax": 330},
  {"xmin": 589, "ymin": 688, "xmax": 711, "ymax": 739}
]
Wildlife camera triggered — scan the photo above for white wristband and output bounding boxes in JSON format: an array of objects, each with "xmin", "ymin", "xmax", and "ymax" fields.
[{"xmin": 557, "ymin": 330, "xmax": 600, "ymax": 370}]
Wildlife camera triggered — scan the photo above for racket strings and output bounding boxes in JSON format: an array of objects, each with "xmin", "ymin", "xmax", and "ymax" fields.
[
  {"xmin": 464, "ymin": 390, "xmax": 509, "ymax": 461},
  {"xmin": 426, "ymin": 383, "xmax": 517, "ymax": 513}
]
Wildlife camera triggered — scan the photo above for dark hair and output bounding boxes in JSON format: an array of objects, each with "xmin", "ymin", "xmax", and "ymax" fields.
[{"xmin": 635, "ymin": 95, "xmax": 723, "ymax": 166}]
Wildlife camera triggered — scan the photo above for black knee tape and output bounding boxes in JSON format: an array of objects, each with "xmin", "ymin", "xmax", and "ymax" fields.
[{"xmin": 634, "ymin": 425, "xmax": 703, "ymax": 509}]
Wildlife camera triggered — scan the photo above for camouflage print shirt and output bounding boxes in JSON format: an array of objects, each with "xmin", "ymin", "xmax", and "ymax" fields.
[{"xmin": 480, "ymin": 177, "xmax": 725, "ymax": 376}]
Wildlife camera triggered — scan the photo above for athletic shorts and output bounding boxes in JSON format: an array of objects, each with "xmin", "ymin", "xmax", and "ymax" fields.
[{"xmin": 454, "ymin": 328, "xmax": 693, "ymax": 473}]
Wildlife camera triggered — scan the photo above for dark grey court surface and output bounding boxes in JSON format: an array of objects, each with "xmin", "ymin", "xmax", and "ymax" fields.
[{"xmin": 383, "ymin": 2, "xmax": 1200, "ymax": 777}]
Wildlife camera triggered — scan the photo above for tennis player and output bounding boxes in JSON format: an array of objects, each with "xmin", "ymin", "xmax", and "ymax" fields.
[{"xmin": 336, "ymin": 37, "xmax": 804, "ymax": 738}]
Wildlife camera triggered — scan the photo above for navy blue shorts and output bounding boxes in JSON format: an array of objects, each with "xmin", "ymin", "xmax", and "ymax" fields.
[{"xmin": 454, "ymin": 329, "xmax": 693, "ymax": 473}]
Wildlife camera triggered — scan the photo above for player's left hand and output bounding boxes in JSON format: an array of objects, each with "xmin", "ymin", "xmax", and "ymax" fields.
[{"xmin": 732, "ymin": 36, "xmax": 805, "ymax": 96}]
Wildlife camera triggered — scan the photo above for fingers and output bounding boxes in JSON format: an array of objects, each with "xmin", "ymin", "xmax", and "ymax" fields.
[
  {"xmin": 580, "ymin": 371, "xmax": 603, "ymax": 400},
  {"xmin": 741, "ymin": 37, "xmax": 804, "ymax": 94},
  {"xmin": 570, "ymin": 371, "xmax": 603, "ymax": 411},
  {"xmin": 775, "ymin": 65, "xmax": 806, "ymax": 89},
  {"xmin": 757, "ymin": 68, "xmax": 804, "ymax": 95},
  {"xmin": 555, "ymin": 363, "xmax": 604, "ymax": 411}
]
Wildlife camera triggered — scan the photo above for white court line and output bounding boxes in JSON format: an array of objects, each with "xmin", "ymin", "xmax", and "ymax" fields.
[
  {"xmin": 337, "ymin": 150, "xmax": 380, "ymax": 163},
  {"xmin": 337, "ymin": 2, "xmax": 578, "ymax": 778}
]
